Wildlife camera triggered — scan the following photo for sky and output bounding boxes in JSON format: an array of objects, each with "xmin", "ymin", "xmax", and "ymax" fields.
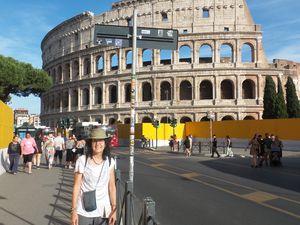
[{"xmin": 1, "ymin": 0, "xmax": 300, "ymax": 114}]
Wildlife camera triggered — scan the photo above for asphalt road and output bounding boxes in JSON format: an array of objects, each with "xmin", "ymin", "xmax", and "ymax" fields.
[
  {"xmin": 115, "ymin": 148, "xmax": 300, "ymax": 225},
  {"xmin": 0, "ymin": 148, "xmax": 299, "ymax": 225}
]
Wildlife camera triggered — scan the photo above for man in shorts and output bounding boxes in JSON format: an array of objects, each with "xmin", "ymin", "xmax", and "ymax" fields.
[{"xmin": 54, "ymin": 132, "xmax": 65, "ymax": 167}]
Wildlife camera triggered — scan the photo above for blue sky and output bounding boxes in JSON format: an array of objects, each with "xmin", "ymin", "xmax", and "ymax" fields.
[{"xmin": 1, "ymin": 0, "xmax": 300, "ymax": 114}]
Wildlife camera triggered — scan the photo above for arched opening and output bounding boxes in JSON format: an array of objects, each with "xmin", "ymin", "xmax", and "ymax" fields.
[
  {"xmin": 180, "ymin": 117, "xmax": 192, "ymax": 123},
  {"xmin": 242, "ymin": 43, "xmax": 254, "ymax": 63},
  {"xmin": 95, "ymin": 118, "xmax": 102, "ymax": 124},
  {"xmin": 71, "ymin": 90, "xmax": 78, "ymax": 107},
  {"xmin": 220, "ymin": 44, "xmax": 233, "ymax": 63},
  {"xmin": 126, "ymin": 51, "xmax": 132, "ymax": 69},
  {"xmin": 83, "ymin": 58, "xmax": 90, "ymax": 75},
  {"xmin": 142, "ymin": 82, "xmax": 152, "ymax": 101},
  {"xmin": 222, "ymin": 116, "xmax": 234, "ymax": 121},
  {"xmin": 200, "ymin": 116, "xmax": 210, "ymax": 121},
  {"xmin": 142, "ymin": 49, "xmax": 153, "ymax": 67},
  {"xmin": 180, "ymin": 80, "xmax": 192, "ymax": 100},
  {"xmin": 160, "ymin": 50, "xmax": 172, "ymax": 65},
  {"xmin": 142, "ymin": 117, "xmax": 152, "ymax": 123},
  {"xmin": 63, "ymin": 92, "xmax": 68, "ymax": 108},
  {"xmin": 55, "ymin": 93, "xmax": 61, "ymax": 109},
  {"xmin": 160, "ymin": 116, "xmax": 172, "ymax": 123},
  {"xmin": 200, "ymin": 80, "xmax": 213, "ymax": 99},
  {"xmin": 124, "ymin": 118, "xmax": 131, "ymax": 124},
  {"xmin": 82, "ymin": 88, "xmax": 89, "ymax": 106},
  {"xmin": 199, "ymin": 44, "xmax": 212, "ymax": 63},
  {"xmin": 109, "ymin": 85, "xmax": 118, "ymax": 103},
  {"xmin": 161, "ymin": 12, "xmax": 168, "ymax": 22},
  {"xmin": 160, "ymin": 81, "xmax": 172, "ymax": 100},
  {"xmin": 244, "ymin": 116, "xmax": 255, "ymax": 120},
  {"xmin": 179, "ymin": 45, "xmax": 192, "ymax": 63},
  {"xmin": 125, "ymin": 83, "xmax": 131, "ymax": 103},
  {"xmin": 221, "ymin": 80, "xmax": 234, "ymax": 99},
  {"xmin": 109, "ymin": 118, "xmax": 116, "ymax": 125},
  {"xmin": 110, "ymin": 53, "xmax": 118, "ymax": 71},
  {"xmin": 57, "ymin": 66, "xmax": 62, "ymax": 82},
  {"xmin": 94, "ymin": 87, "xmax": 102, "ymax": 104},
  {"xmin": 96, "ymin": 55, "xmax": 104, "ymax": 73},
  {"xmin": 242, "ymin": 79, "xmax": 255, "ymax": 99},
  {"xmin": 73, "ymin": 61, "xmax": 79, "ymax": 78},
  {"xmin": 64, "ymin": 64, "xmax": 70, "ymax": 80}
]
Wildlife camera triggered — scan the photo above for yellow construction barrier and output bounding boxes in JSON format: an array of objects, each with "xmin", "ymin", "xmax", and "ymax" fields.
[
  {"xmin": 186, "ymin": 119, "xmax": 300, "ymax": 140},
  {"xmin": 0, "ymin": 101, "xmax": 14, "ymax": 148},
  {"xmin": 117, "ymin": 119, "xmax": 300, "ymax": 143}
]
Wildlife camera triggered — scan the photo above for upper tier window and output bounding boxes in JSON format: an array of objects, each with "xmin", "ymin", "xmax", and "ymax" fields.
[
  {"xmin": 203, "ymin": 9, "xmax": 209, "ymax": 18},
  {"xmin": 162, "ymin": 12, "xmax": 168, "ymax": 22}
]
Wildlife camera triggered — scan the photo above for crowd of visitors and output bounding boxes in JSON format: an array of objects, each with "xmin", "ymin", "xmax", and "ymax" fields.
[
  {"xmin": 246, "ymin": 133, "xmax": 283, "ymax": 168},
  {"xmin": 6, "ymin": 131, "xmax": 86, "ymax": 174}
]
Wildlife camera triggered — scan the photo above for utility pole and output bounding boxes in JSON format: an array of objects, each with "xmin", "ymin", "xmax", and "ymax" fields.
[{"xmin": 129, "ymin": 8, "xmax": 137, "ymax": 184}]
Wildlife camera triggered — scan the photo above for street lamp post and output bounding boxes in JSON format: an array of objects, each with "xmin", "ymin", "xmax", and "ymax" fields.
[{"xmin": 207, "ymin": 111, "xmax": 214, "ymax": 154}]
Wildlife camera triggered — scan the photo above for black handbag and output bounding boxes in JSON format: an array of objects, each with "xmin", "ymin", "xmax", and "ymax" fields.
[
  {"xmin": 82, "ymin": 190, "xmax": 97, "ymax": 212},
  {"xmin": 82, "ymin": 161, "xmax": 105, "ymax": 212}
]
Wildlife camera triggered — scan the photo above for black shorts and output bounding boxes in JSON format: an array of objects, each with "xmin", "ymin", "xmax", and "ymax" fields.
[
  {"xmin": 54, "ymin": 150, "xmax": 63, "ymax": 160},
  {"xmin": 66, "ymin": 149, "xmax": 73, "ymax": 162},
  {"xmin": 23, "ymin": 154, "xmax": 34, "ymax": 164},
  {"xmin": 76, "ymin": 148, "xmax": 84, "ymax": 156}
]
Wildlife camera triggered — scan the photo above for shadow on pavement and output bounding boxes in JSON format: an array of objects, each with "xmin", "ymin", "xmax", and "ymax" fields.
[
  {"xmin": 199, "ymin": 156, "xmax": 300, "ymax": 193},
  {"xmin": 0, "ymin": 207, "xmax": 35, "ymax": 225},
  {"xmin": 45, "ymin": 168, "xmax": 74, "ymax": 225}
]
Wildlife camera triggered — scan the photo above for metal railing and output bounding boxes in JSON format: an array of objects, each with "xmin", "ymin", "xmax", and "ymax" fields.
[
  {"xmin": 178, "ymin": 141, "xmax": 226, "ymax": 155},
  {"xmin": 115, "ymin": 169, "xmax": 160, "ymax": 225}
]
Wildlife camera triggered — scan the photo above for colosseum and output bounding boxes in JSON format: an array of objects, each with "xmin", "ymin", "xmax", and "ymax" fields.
[{"xmin": 40, "ymin": 0, "xmax": 300, "ymax": 127}]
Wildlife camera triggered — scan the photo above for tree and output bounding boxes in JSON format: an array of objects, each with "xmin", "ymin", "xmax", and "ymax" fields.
[
  {"xmin": 274, "ymin": 77, "xmax": 288, "ymax": 118},
  {"xmin": 0, "ymin": 55, "xmax": 52, "ymax": 103},
  {"xmin": 262, "ymin": 76, "xmax": 277, "ymax": 119},
  {"xmin": 285, "ymin": 76, "xmax": 300, "ymax": 118}
]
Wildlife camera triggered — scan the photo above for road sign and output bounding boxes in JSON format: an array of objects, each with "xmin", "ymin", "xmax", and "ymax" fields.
[{"xmin": 94, "ymin": 24, "xmax": 178, "ymax": 50}]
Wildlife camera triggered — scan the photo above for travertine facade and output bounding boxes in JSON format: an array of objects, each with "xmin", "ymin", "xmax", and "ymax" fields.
[{"xmin": 40, "ymin": 0, "xmax": 300, "ymax": 127}]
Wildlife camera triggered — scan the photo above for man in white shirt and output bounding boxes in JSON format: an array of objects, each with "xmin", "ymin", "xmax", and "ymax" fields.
[{"xmin": 54, "ymin": 132, "xmax": 65, "ymax": 166}]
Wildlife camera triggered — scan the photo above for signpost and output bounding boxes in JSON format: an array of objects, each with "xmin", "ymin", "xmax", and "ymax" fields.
[{"xmin": 94, "ymin": 10, "xmax": 178, "ymax": 184}]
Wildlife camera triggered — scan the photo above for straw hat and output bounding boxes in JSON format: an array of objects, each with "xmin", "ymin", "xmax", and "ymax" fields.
[{"xmin": 88, "ymin": 128, "xmax": 109, "ymax": 139}]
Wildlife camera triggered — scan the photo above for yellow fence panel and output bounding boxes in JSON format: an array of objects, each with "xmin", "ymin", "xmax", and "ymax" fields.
[
  {"xmin": 0, "ymin": 101, "xmax": 13, "ymax": 149},
  {"xmin": 186, "ymin": 119, "xmax": 300, "ymax": 140}
]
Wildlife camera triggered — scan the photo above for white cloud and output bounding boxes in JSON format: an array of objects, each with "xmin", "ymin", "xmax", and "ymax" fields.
[{"xmin": 268, "ymin": 44, "xmax": 300, "ymax": 63}]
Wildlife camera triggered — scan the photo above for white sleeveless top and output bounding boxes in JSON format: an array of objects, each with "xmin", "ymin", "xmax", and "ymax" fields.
[{"xmin": 75, "ymin": 155, "xmax": 115, "ymax": 218}]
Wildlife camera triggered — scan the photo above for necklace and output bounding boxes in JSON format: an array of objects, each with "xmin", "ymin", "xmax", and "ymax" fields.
[{"xmin": 92, "ymin": 157, "xmax": 103, "ymax": 165}]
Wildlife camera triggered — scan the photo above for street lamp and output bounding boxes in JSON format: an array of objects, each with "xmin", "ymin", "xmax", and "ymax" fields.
[{"xmin": 207, "ymin": 111, "xmax": 215, "ymax": 154}]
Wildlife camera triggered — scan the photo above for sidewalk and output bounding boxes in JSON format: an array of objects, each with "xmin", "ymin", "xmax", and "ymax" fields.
[{"xmin": 0, "ymin": 164, "xmax": 72, "ymax": 225}]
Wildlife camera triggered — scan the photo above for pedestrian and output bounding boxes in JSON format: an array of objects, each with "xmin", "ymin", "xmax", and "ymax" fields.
[
  {"xmin": 225, "ymin": 135, "xmax": 234, "ymax": 157},
  {"xmin": 33, "ymin": 133, "xmax": 43, "ymax": 169},
  {"xmin": 44, "ymin": 133, "xmax": 55, "ymax": 169},
  {"xmin": 263, "ymin": 133, "xmax": 272, "ymax": 166},
  {"xmin": 21, "ymin": 132, "xmax": 37, "ymax": 174},
  {"xmin": 54, "ymin": 132, "xmax": 65, "ymax": 167},
  {"xmin": 65, "ymin": 134, "xmax": 76, "ymax": 169},
  {"xmin": 7, "ymin": 135, "xmax": 21, "ymax": 174},
  {"xmin": 184, "ymin": 135, "xmax": 192, "ymax": 157},
  {"xmin": 75, "ymin": 137, "xmax": 86, "ymax": 160},
  {"xmin": 141, "ymin": 135, "xmax": 148, "ymax": 148},
  {"xmin": 169, "ymin": 135, "xmax": 174, "ymax": 152},
  {"xmin": 270, "ymin": 135, "xmax": 283, "ymax": 166},
  {"xmin": 257, "ymin": 134, "xmax": 265, "ymax": 167},
  {"xmin": 173, "ymin": 134, "xmax": 178, "ymax": 152},
  {"xmin": 246, "ymin": 133, "xmax": 260, "ymax": 168},
  {"xmin": 71, "ymin": 127, "xmax": 117, "ymax": 225},
  {"xmin": 211, "ymin": 134, "xmax": 220, "ymax": 158}
]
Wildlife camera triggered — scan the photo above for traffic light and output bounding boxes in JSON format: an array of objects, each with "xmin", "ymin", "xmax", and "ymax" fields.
[
  {"xmin": 152, "ymin": 119, "xmax": 160, "ymax": 128},
  {"xmin": 170, "ymin": 118, "xmax": 177, "ymax": 128}
]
